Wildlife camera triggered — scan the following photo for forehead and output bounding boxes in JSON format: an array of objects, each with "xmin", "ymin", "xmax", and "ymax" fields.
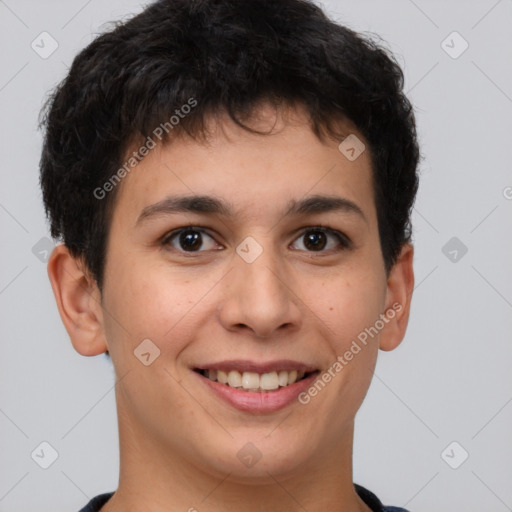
[{"xmin": 111, "ymin": 104, "xmax": 376, "ymax": 227}]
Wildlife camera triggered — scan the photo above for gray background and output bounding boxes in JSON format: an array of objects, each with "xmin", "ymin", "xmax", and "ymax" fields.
[{"xmin": 1, "ymin": 0, "xmax": 511, "ymax": 510}]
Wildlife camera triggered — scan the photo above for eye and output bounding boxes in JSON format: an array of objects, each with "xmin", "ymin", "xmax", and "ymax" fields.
[
  {"xmin": 291, "ymin": 226, "xmax": 351, "ymax": 252},
  {"xmin": 161, "ymin": 225, "xmax": 351, "ymax": 254},
  {"xmin": 162, "ymin": 227, "xmax": 221, "ymax": 253}
]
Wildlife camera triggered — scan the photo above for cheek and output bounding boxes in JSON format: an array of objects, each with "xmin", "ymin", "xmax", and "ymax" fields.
[
  {"xmin": 102, "ymin": 257, "xmax": 206, "ymax": 358},
  {"xmin": 308, "ymin": 269, "xmax": 386, "ymax": 353}
]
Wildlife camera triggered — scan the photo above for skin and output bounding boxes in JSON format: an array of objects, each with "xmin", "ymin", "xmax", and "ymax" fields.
[{"xmin": 48, "ymin": 103, "xmax": 414, "ymax": 512}]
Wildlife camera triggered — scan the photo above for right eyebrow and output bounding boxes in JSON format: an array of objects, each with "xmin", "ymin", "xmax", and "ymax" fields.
[{"xmin": 136, "ymin": 195, "xmax": 233, "ymax": 226}]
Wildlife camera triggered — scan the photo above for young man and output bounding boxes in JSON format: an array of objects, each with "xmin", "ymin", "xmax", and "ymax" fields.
[{"xmin": 39, "ymin": 0, "xmax": 419, "ymax": 510}]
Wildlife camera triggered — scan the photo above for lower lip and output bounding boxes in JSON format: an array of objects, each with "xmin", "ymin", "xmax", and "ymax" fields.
[{"xmin": 195, "ymin": 371, "xmax": 320, "ymax": 413}]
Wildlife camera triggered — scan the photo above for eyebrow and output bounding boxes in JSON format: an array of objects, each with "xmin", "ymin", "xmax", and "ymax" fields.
[{"xmin": 135, "ymin": 194, "xmax": 367, "ymax": 225}]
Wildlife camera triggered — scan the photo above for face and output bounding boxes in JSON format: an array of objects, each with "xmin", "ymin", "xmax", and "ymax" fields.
[{"xmin": 84, "ymin": 104, "xmax": 409, "ymax": 482}]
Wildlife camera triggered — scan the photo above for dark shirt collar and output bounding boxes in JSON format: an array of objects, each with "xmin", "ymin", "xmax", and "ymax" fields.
[{"xmin": 79, "ymin": 484, "xmax": 385, "ymax": 512}]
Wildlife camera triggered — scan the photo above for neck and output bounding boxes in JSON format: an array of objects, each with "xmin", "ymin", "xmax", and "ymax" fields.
[{"xmin": 101, "ymin": 397, "xmax": 371, "ymax": 512}]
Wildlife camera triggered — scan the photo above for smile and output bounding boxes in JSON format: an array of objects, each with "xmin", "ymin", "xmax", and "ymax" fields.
[
  {"xmin": 193, "ymin": 361, "xmax": 321, "ymax": 413},
  {"xmin": 196, "ymin": 368, "xmax": 315, "ymax": 392}
]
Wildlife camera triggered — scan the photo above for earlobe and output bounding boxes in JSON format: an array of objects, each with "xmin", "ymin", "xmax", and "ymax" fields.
[
  {"xmin": 379, "ymin": 243, "xmax": 415, "ymax": 352},
  {"xmin": 47, "ymin": 244, "xmax": 108, "ymax": 357}
]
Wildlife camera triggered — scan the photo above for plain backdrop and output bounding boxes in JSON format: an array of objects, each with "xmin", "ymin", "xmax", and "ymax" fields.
[{"xmin": 1, "ymin": 1, "xmax": 511, "ymax": 511}]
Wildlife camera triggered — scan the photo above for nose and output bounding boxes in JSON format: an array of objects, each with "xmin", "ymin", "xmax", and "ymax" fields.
[{"xmin": 217, "ymin": 243, "xmax": 303, "ymax": 339}]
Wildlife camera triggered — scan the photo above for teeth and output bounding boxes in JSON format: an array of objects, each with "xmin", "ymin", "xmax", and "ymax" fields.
[
  {"xmin": 260, "ymin": 371, "xmax": 279, "ymax": 390},
  {"xmin": 278, "ymin": 370, "xmax": 288, "ymax": 387},
  {"xmin": 217, "ymin": 370, "xmax": 228, "ymax": 384},
  {"xmin": 202, "ymin": 369, "xmax": 311, "ymax": 391},
  {"xmin": 228, "ymin": 370, "xmax": 242, "ymax": 388},
  {"xmin": 242, "ymin": 371, "xmax": 260, "ymax": 390}
]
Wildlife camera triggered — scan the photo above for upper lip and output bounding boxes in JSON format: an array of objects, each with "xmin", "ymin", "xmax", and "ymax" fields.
[{"xmin": 194, "ymin": 359, "xmax": 319, "ymax": 374}]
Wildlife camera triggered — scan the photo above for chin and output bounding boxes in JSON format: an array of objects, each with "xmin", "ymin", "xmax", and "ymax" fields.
[{"xmin": 199, "ymin": 435, "xmax": 315, "ymax": 483}]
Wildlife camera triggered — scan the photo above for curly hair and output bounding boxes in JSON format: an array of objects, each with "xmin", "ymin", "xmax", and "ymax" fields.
[{"xmin": 39, "ymin": 0, "xmax": 420, "ymax": 292}]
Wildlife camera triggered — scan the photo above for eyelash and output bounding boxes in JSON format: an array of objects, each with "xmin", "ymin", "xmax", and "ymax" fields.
[{"xmin": 160, "ymin": 225, "xmax": 352, "ymax": 255}]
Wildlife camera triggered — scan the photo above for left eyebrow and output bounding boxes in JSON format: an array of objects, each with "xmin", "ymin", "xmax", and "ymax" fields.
[
  {"xmin": 284, "ymin": 195, "xmax": 367, "ymax": 223},
  {"xmin": 135, "ymin": 194, "xmax": 367, "ymax": 225}
]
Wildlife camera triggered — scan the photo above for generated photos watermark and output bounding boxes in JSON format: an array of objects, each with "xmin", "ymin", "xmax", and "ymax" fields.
[
  {"xmin": 298, "ymin": 301, "xmax": 403, "ymax": 405},
  {"xmin": 93, "ymin": 97, "xmax": 198, "ymax": 200}
]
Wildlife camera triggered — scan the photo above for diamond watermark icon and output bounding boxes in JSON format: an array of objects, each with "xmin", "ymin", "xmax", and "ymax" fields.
[
  {"xmin": 31, "ymin": 441, "xmax": 59, "ymax": 469},
  {"xmin": 31, "ymin": 31, "xmax": 59, "ymax": 59},
  {"xmin": 442, "ymin": 237, "xmax": 468, "ymax": 263},
  {"xmin": 441, "ymin": 31, "xmax": 469, "ymax": 59},
  {"xmin": 441, "ymin": 441, "xmax": 469, "ymax": 469},
  {"xmin": 237, "ymin": 442, "xmax": 262, "ymax": 468},
  {"xmin": 31, "ymin": 236, "xmax": 55, "ymax": 263},
  {"xmin": 134, "ymin": 338, "xmax": 161, "ymax": 366},
  {"xmin": 338, "ymin": 134, "xmax": 365, "ymax": 161},
  {"xmin": 236, "ymin": 236, "xmax": 263, "ymax": 263}
]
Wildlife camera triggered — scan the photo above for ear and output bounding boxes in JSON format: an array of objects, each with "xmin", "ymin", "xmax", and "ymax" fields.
[
  {"xmin": 379, "ymin": 243, "xmax": 415, "ymax": 352},
  {"xmin": 47, "ymin": 244, "xmax": 108, "ymax": 356}
]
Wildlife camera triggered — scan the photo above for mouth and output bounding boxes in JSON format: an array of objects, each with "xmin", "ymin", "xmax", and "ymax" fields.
[
  {"xmin": 194, "ymin": 368, "xmax": 318, "ymax": 393},
  {"xmin": 192, "ymin": 359, "xmax": 322, "ymax": 412}
]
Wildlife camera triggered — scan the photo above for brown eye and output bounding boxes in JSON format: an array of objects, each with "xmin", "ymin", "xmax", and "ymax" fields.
[
  {"xmin": 302, "ymin": 230, "xmax": 328, "ymax": 251},
  {"xmin": 177, "ymin": 230, "xmax": 203, "ymax": 251},
  {"xmin": 162, "ymin": 228, "xmax": 219, "ymax": 252},
  {"xmin": 292, "ymin": 227, "xmax": 350, "ymax": 252}
]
